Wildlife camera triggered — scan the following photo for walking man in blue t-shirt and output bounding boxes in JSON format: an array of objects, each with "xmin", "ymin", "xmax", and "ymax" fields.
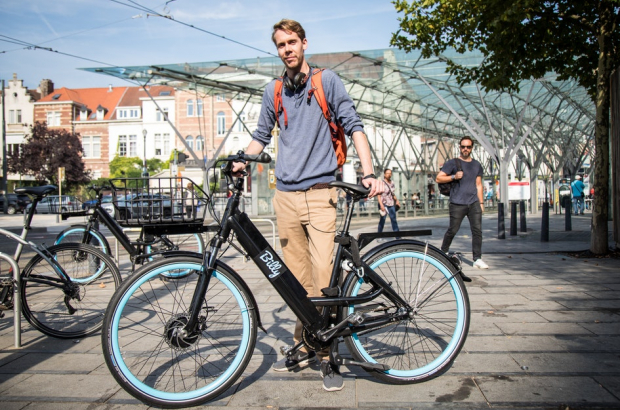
[
  {"xmin": 571, "ymin": 175, "xmax": 585, "ymax": 215},
  {"xmin": 436, "ymin": 136, "xmax": 487, "ymax": 269}
]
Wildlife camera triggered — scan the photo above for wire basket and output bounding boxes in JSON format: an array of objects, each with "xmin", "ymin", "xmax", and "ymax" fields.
[{"xmin": 109, "ymin": 177, "xmax": 209, "ymax": 227}]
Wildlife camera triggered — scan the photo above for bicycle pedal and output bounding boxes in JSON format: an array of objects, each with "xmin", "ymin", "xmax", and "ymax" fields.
[{"xmin": 279, "ymin": 345, "xmax": 293, "ymax": 356}]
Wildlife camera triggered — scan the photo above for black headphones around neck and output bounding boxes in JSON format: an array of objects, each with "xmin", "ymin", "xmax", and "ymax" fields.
[{"xmin": 283, "ymin": 71, "xmax": 308, "ymax": 91}]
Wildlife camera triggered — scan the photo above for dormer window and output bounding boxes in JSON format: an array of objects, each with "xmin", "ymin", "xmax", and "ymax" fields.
[
  {"xmin": 96, "ymin": 104, "xmax": 107, "ymax": 120},
  {"xmin": 80, "ymin": 107, "xmax": 88, "ymax": 121}
]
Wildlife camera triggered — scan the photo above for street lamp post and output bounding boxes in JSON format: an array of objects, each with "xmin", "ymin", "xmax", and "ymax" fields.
[{"xmin": 142, "ymin": 129, "xmax": 149, "ymax": 179}]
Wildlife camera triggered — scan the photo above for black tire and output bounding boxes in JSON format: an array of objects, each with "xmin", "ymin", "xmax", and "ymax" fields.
[
  {"xmin": 343, "ymin": 242, "xmax": 470, "ymax": 384},
  {"xmin": 55, "ymin": 225, "xmax": 111, "ymax": 256},
  {"xmin": 20, "ymin": 243, "xmax": 122, "ymax": 338},
  {"xmin": 102, "ymin": 256, "xmax": 257, "ymax": 408}
]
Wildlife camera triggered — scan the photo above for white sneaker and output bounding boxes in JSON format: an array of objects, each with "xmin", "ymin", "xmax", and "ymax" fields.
[{"xmin": 473, "ymin": 259, "xmax": 489, "ymax": 269}]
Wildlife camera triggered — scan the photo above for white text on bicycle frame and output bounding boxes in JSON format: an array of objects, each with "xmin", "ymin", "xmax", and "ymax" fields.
[{"xmin": 259, "ymin": 250, "xmax": 283, "ymax": 279}]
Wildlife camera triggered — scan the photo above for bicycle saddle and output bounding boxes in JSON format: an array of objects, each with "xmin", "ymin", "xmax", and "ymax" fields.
[
  {"xmin": 14, "ymin": 185, "xmax": 57, "ymax": 198},
  {"xmin": 329, "ymin": 181, "xmax": 370, "ymax": 198}
]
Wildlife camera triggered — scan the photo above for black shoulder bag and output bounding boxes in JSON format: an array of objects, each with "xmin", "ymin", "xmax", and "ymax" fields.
[{"xmin": 438, "ymin": 158, "xmax": 462, "ymax": 197}]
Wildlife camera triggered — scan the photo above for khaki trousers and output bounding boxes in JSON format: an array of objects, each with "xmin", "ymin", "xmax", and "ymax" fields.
[{"xmin": 272, "ymin": 187, "xmax": 337, "ymax": 359}]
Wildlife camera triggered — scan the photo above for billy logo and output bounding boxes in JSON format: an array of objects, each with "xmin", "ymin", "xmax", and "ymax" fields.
[{"xmin": 258, "ymin": 250, "xmax": 283, "ymax": 279}]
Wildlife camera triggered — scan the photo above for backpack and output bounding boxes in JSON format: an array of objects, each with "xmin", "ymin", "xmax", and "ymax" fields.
[
  {"xmin": 438, "ymin": 158, "xmax": 462, "ymax": 196},
  {"xmin": 274, "ymin": 68, "xmax": 347, "ymax": 167}
]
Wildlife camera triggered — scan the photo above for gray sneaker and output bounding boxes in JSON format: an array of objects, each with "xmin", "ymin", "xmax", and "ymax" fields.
[
  {"xmin": 320, "ymin": 360, "xmax": 344, "ymax": 392},
  {"xmin": 272, "ymin": 350, "xmax": 316, "ymax": 372}
]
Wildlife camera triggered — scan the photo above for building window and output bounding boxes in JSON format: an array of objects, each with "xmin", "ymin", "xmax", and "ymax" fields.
[
  {"xmin": 46, "ymin": 111, "xmax": 60, "ymax": 126},
  {"xmin": 96, "ymin": 108, "xmax": 105, "ymax": 120},
  {"xmin": 118, "ymin": 135, "xmax": 127, "ymax": 157},
  {"xmin": 129, "ymin": 134, "xmax": 137, "ymax": 156},
  {"xmin": 217, "ymin": 111, "xmax": 226, "ymax": 135},
  {"xmin": 216, "ymin": 94, "xmax": 225, "ymax": 102},
  {"xmin": 196, "ymin": 135, "xmax": 204, "ymax": 151},
  {"xmin": 236, "ymin": 111, "xmax": 246, "ymax": 132},
  {"xmin": 8, "ymin": 144, "xmax": 21, "ymax": 156},
  {"xmin": 186, "ymin": 135, "xmax": 194, "ymax": 150},
  {"xmin": 8, "ymin": 110, "xmax": 22, "ymax": 124},
  {"xmin": 187, "ymin": 100, "xmax": 194, "ymax": 117},
  {"xmin": 156, "ymin": 107, "xmax": 168, "ymax": 122},
  {"xmin": 119, "ymin": 108, "xmax": 139, "ymax": 118},
  {"xmin": 83, "ymin": 136, "xmax": 101, "ymax": 158},
  {"xmin": 80, "ymin": 109, "xmax": 88, "ymax": 121},
  {"xmin": 196, "ymin": 99, "xmax": 203, "ymax": 116},
  {"xmin": 154, "ymin": 134, "xmax": 162, "ymax": 155},
  {"xmin": 163, "ymin": 133, "xmax": 170, "ymax": 155}
]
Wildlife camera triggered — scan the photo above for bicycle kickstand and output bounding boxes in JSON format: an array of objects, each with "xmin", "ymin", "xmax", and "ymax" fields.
[{"xmin": 329, "ymin": 339, "xmax": 389, "ymax": 371}]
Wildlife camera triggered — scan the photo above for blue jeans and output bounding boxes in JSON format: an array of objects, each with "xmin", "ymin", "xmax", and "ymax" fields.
[
  {"xmin": 572, "ymin": 196, "xmax": 584, "ymax": 214},
  {"xmin": 441, "ymin": 202, "xmax": 483, "ymax": 261},
  {"xmin": 378, "ymin": 205, "xmax": 400, "ymax": 233}
]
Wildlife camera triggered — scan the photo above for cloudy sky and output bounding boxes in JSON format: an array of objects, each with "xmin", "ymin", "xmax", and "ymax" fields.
[{"xmin": 1, "ymin": 0, "xmax": 402, "ymax": 90}]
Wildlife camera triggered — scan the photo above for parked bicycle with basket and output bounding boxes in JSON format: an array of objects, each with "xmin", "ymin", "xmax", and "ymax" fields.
[
  {"xmin": 54, "ymin": 178, "xmax": 206, "ymax": 270},
  {"xmin": 102, "ymin": 151, "xmax": 471, "ymax": 408},
  {"xmin": 0, "ymin": 185, "xmax": 121, "ymax": 339}
]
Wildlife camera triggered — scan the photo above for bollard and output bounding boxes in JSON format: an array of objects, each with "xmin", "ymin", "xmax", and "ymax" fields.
[
  {"xmin": 510, "ymin": 201, "xmax": 518, "ymax": 236},
  {"xmin": 519, "ymin": 200, "xmax": 527, "ymax": 232},
  {"xmin": 541, "ymin": 202, "xmax": 549, "ymax": 242},
  {"xmin": 498, "ymin": 202, "xmax": 506, "ymax": 239},
  {"xmin": 565, "ymin": 200, "xmax": 572, "ymax": 231}
]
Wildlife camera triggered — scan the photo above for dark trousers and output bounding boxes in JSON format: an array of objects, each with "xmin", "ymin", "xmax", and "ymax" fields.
[
  {"xmin": 441, "ymin": 202, "xmax": 483, "ymax": 261},
  {"xmin": 378, "ymin": 205, "xmax": 400, "ymax": 233}
]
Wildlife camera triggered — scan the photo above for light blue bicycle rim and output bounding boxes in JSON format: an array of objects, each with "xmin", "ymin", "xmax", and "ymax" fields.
[
  {"xmin": 348, "ymin": 251, "xmax": 465, "ymax": 377},
  {"xmin": 110, "ymin": 262, "xmax": 251, "ymax": 402},
  {"xmin": 54, "ymin": 228, "xmax": 107, "ymax": 283}
]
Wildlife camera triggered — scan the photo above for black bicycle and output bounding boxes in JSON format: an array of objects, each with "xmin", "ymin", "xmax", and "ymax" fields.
[
  {"xmin": 0, "ymin": 185, "xmax": 121, "ymax": 339},
  {"xmin": 101, "ymin": 151, "xmax": 471, "ymax": 408},
  {"xmin": 54, "ymin": 179, "xmax": 206, "ymax": 270}
]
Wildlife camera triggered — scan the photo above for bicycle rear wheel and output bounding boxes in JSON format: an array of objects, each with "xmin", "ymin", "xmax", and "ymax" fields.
[
  {"xmin": 102, "ymin": 256, "xmax": 257, "ymax": 408},
  {"xmin": 343, "ymin": 242, "xmax": 470, "ymax": 384},
  {"xmin": 55, "ymin": 225, "xmax": 111, "ymax": 282},
  {"xmin": 20, "ymin": 243, "xmax": 121, "ymax": 338}
]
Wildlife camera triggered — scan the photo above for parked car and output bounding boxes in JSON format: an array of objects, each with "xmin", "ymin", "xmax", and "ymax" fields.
[
  {"xmin": 25, "ymin": 195, "xmax": 82, "ymax": 214},
  {"xmin": 113, "ymin": 193, "xmax": 173, "ymax": 220},
  {"xmin": 0, "ymin": 193, "xmax": 32, "ymax": 214},
  {"xmin": 82, "ymin": 195, "xmax": 112, "ymax": 210}
]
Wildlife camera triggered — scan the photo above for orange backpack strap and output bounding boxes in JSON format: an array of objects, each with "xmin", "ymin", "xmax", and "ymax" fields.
[
  {"xmin": 310, "ymin": 69, "xmax": 347, "ymax": 167},
  {"xmin": 274, "ymin": 78, "xmax": 287, "ymax": 127}
]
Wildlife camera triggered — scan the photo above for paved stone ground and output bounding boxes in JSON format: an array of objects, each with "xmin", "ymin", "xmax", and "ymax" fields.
[{"xmin": 0, "ymin": 210, "xmax": 619, "ymax": 409}]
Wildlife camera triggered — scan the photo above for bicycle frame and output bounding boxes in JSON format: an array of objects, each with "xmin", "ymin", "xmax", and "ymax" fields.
[{"xmin": 184, "ymin": 165, "xmax": 419, "ymax": 350}]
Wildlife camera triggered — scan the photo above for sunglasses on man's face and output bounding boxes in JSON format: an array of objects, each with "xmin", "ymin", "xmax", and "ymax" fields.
[{"xmin": 460, "ymin": 145, "xmax": 472, "ymax": 150}]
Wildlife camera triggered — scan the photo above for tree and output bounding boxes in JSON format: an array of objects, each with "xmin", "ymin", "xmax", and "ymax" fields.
[
  {"xmin": 392, "ymin": 0, "xmax": 620, "ymax": 254},
  {"xmin": 109, "ymin": 156, "xmax": 164, "ymax": 178},
  {"xmin": 8, "ymin": 121, "xmax": 90, "ymax": 188}
]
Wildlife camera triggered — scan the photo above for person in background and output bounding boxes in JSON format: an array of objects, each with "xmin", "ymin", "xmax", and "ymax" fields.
[
  {"xmin": 571, "ymin": 175, "xmax": 585, "ymax": 215},
  {"xmin": 435, "ymin": 136, "xmax": 488, "ymax": 269},
  {"xmin": 378, "ymin": 168, "xmax": 400, "ymax": 234}
]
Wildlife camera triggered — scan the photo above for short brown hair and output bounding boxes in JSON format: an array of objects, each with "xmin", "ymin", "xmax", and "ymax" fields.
[
  {"xmin": 272, "ymin": 19, "xmax": 306, "ymax": 45},
  {"xmin": 459, "ymin": 136, "xmax": 474, "ymax": 147}
]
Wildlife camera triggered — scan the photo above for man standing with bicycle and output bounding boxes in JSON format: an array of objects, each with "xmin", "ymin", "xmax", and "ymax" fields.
[
  {"xmin": 435, "ymin": 136, "xmax": 488, "ymax": 270},
  {"xmin": 233, "ymin": 18, "xmax": 383, "ymax": 392}
]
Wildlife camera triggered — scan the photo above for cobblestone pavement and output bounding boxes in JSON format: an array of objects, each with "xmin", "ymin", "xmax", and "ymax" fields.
[{"xmin": 1, "ymin": 211, "xmax": 619, "ymax": 409}]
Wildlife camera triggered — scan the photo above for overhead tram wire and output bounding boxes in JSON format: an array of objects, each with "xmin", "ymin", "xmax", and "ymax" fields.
[
  {"xmin": 107, "ymin": 0, "xmax": 278, "ymax": 58},
  {"xmin": 0, "ymin": 16, "xmax": 135, "ymax": 55}
]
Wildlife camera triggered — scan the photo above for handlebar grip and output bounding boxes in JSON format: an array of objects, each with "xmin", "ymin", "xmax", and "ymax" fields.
[{"xmin": 243, "ymin": 152, "xmax": 272, "ymax": 163}]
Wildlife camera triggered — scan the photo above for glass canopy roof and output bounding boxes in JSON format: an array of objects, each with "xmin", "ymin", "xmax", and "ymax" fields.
[{"xmin": 83, "ymin": 47, "xmax": 595, "ymax": 180}]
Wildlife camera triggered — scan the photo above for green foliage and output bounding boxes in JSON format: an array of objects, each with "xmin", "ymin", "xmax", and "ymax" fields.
[
  {"xmin": 7, "ymin": 121, "xmax": 90, "ymax": 188},
  {"xmin": 391, "ymin": 0, "xmax": 620, "ymax": 98},
  {"xmin": 109, "ymin": 156, "xmax": 164, "ymax": 178}
]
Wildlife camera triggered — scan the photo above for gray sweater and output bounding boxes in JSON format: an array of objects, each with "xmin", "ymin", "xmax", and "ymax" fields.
[{"xmin": 252, "ymin": 69, "xmax": 364, "ymax": 191}]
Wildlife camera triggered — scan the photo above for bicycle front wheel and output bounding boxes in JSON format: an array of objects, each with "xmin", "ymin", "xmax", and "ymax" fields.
[
  {"xmin": 20, "ymin": 243, "xmax": 121, "ymax": 338},
  {"xmin": 102, "ymin": 256, "xmax": 257, "ymax": 408},
  {"xmin": 343, "ymin": 242, "xmax": 470, "ymax": 384}
]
